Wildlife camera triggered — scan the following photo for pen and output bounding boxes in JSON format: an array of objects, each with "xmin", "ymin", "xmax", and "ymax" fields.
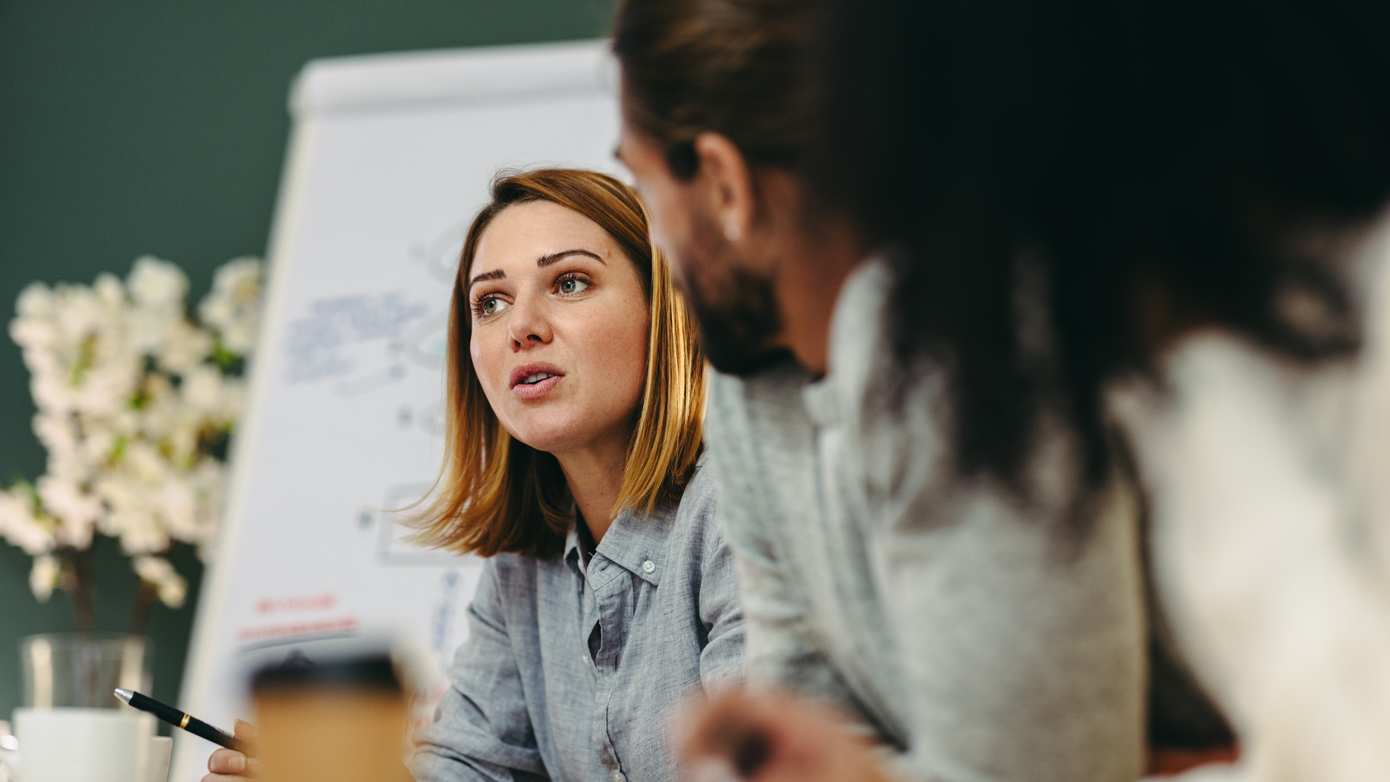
[{"xmin": 113, "ymin": 688, "xmax": 247, "ymax": 753}]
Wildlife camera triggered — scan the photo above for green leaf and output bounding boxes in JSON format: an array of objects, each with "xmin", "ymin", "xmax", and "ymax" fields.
[
  {"xmin": 68, "ymin": 334, "xmax": 98, "ymax": 386},
  {"xmin": 108, "ymin": 434, "xmax": 129, "ymax": 466}
]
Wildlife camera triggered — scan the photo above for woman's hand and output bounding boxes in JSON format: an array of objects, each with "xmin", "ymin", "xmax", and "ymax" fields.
[
  {"xmin": 202, "ymin": 720, "xmax": 261, "ymax": 781},
  {"xmin": 675, "ymin": 689, "xmax": 894, "ymax": 782}
]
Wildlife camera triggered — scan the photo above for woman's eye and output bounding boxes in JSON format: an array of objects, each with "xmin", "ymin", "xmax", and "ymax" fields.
[
  {"xmin": 556, "ymin": 274, "xmax": 591, "ymax": 296},
  {"xmin": 473, "ymin": 295, "xmax": 508, "ymax": 318}
]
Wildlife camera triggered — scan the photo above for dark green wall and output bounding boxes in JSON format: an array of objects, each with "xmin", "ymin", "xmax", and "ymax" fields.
[{"xmin": 0, "ymin": 0, "xmax": 614, "ymax": 722}]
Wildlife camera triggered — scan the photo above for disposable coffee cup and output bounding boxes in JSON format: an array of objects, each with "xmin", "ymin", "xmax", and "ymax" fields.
[{"xmin": 249, "ymin": 648, "xmax": 411, "ymax": 782}]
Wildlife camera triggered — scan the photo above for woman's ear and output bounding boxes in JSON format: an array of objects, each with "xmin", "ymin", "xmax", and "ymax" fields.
[{"xmin": 692, "ymin": 132, "xmax": 755, "ymax": 245}]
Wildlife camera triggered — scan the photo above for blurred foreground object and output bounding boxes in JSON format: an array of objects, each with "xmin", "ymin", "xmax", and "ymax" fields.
[
  {"xmin": 249, "ymin": 647, "xmax": 411, "ymax": 782},
  {"xmin": 1114, "ymin": 215, "xmax": 1390, "ymax": 781}
]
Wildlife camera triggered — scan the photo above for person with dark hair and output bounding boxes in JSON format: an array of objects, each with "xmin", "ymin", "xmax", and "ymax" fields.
[
  {"xmin": 612, "ymin": 1, "xmax": 1149, "ymax": 780},
  {"xmin": 673, "ymin": 0, "xmax": 1390, "ymax": 779}
]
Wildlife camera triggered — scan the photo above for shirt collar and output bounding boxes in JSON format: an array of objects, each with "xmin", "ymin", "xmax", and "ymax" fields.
[
  {"xmin": 589, "ymin": 503, "xmax": 671, "ymax": 587},
  {"xmin": 800, "ymin": 254, "xmax": 894, "ymax": 428},
  {"xmin": 562, "ymin": 520, "xmax": 584, "ymax": 571}
]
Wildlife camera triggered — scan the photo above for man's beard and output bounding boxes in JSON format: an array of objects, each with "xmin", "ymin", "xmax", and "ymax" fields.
[{"xmin": 676, "ymin": 227, "xmax": 791, "ymax": 377}]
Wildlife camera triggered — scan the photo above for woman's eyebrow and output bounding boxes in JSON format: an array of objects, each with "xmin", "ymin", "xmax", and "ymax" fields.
[
  {"xmin": 466, "ymin": 249, "xmax": 604, "ymax": 290},
  {"xmin": 466, "ymin": 268, "xmax": 505, "ymax": 291},
  {"xmin": 537, "ymin": 249, "xmax": 605, "ymax": 267}
]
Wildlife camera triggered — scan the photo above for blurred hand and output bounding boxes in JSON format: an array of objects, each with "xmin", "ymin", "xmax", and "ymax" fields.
[
  {"xmin": 202, "ymin": 720, "xmax": 261, "ymax": 781},
  {"xmin": 675, "ymin": 689, "xmax": 894, "ymax": 782}
]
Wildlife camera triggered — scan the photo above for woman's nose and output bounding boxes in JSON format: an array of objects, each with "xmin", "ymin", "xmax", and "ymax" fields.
[{"xmin": 507, "ymin": 297, "xmax": 553, "ymax": 350}]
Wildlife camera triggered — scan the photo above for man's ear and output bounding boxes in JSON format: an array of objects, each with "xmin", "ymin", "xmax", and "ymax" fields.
[{"xmin": 692, "ymin": 132, "xmax": 756, "ymax": 244}]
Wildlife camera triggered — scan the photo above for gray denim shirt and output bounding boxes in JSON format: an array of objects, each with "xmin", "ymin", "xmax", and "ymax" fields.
[{"xmin": 410, "ymin": 464, "xmax": 744, "ymax": 782}]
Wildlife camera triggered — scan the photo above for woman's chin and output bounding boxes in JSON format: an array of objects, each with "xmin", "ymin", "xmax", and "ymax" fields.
[
  {"xmin": 500, "ymin": 399, "xmax": 638, "ymax": 459},
  {"xmin": 507, "ymin": 423, "xmax": 590, "ymax": 456}
]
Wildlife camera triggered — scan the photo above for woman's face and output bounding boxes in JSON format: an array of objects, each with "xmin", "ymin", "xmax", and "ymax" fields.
[{"xmin": 466, "ymin": 200, "xmax": 650, "ymax": 458}]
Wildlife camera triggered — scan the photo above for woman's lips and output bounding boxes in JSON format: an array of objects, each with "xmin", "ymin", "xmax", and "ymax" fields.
[
  {"xmin": 509, "ymin": 363, "xmax": 564, "ymax": 400},
  {"xmin": 511, "ymin": 374, "xmax": 562, "ymax": 400},
  {"xmin": 510, "ymin": 363, "xmax": 564, "ymax": 388}
]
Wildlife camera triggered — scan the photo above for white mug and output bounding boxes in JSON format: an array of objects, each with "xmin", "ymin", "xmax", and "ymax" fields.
[
  {"xmin": 11, "ymin": 708, "xmax": 159, "ymax": 782},
  {"xmin": 146, "ymin": 736, "xmax": 173, "ymax": 782}
]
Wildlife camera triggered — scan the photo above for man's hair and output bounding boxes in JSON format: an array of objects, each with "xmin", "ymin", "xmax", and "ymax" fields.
[{"xmin": 613, "ymin": 0, "xmax": 814, "ymax": 179}]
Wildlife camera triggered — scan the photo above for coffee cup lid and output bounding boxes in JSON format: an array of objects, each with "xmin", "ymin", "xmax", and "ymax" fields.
[{"xmin": 249, "ymin": 646, "xmax": 402, "ymax": 693}]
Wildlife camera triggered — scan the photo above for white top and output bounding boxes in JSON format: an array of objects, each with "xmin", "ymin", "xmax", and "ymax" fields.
[{"xmin": 1113, "ymin": 209, "xmax": 1390, "ymax": 781}]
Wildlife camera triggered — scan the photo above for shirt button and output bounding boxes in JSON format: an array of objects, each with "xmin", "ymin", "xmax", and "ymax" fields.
[
  {"xmin": 641, "ymin": 559, "xmax": 655, "ymax": 574},
  {"xmin": 611, "ymin": 772, "xmax": 626, "ymax": 782}
]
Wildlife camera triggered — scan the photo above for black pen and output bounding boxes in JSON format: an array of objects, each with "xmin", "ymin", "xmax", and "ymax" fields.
[{"xmin": 114, "ymin": 688, "xmax": 248, "ymax": 753}]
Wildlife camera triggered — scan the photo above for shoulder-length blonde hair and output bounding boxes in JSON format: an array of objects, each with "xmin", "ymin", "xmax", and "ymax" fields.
[{"xmin": 413, "ymin": 168, "xmax": 705, "ymax": 559}]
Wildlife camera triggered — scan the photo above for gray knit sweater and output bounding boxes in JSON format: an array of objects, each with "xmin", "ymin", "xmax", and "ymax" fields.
[{"xmin": 704, "ymin": 258, "xmax": 1146, "ymax": 781}]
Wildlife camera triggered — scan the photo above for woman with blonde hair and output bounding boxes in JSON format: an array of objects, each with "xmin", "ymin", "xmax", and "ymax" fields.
[{"xmin": 203, "ymin": 168, "xmax": 744, "ymax": 782}]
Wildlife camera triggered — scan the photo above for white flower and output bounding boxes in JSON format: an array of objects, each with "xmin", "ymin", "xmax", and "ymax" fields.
[
  {"xmin": 199, "ymin": 297, "xmax": 231, "ymax": 327},
  {"xmin": 93, "ymin": 474, "xmax": 142, "ymax": 529},
  {"xmin": 93, "ymin": 274, "xmax": 125, "ymax": 308},
  {"xmin": 54, "ymin": 284, "xmax": 109, "ymax": 337},
  {"xmin": 16, "ymin": 283, "xmax": 55, "ymax": 319},
  {"xmin": 199, "ymin": 258, "xmax": 263, "ymax": 354},
  {"xmin": 133, "ymin": 556, "xmax": 186, "ymax": 608},
  {"xmin": 219, "ymin": 377, "xmax": 247, "ymax": 422},
  {"xmin": 76, "ymin": 425, "xmax": 117, "ymax": 472},
  {"xmin": 221, "ymin": 320, "xmax": 258, "ymax": 356},
  {"xmin": 9, "ymin": 313, "xmax": 58, "ymax": 353},
  {"xmin": 133, "ymin": 554, "xmax": 173, "ymax": 582},
  {"xmin": 125, "ymin": 258, "xmax": 189, "ymax": 358},
  {"xmin": 13, "ymin": 279, "xmax": 141, "ymax": 419},
  {"xmin": 45, "ymin": 447, "xmax": 91, "ymax": 483},
  {"xmin": 154, "ymin": 476, "xmax": 198, "ymax": 541},
  {"xmin": 36, "ymin": 476, "xmax": 101, "ymax": 550},
  {"xmin": 127, "ymin": 257, "xmax": 188, "ymax": 310},
  {"xmin": 112, "ymin": 507, "xmax": 168, "ymax": 555},
  {"xmin": 158, "ymin": 577, "xmax": 188, "ymax": 609},
  {"xmin": 209, "ymin": 257, "xmax": 262, "ymax": 305},
  {"xmin": 29, "ymin": 376, "xmax": 75, "ymax": 415},
  {"xmin": 109, "ymin": 408, "xmax": 141, "ymax": 439},
  {"xmin": 157, "ymin": 320, "xmax": 212, "ymax": 374},
  {"xmin": 127, "ymin": 308, "xmax": 178, "ymax": 355},
  {"xmin": 122, "ymin": 441, "xmax": 170, "ymax": 485},
  {"xmin": 0, "ymin": 488, "xmax": 53, "ymax": 556},
  {"xmin": 135, "ymin": 375, "xmax": 177, "ymax": 432},
  {"xmin": 181, "ymin": 366, "xmax": 232, "ymax": 420},
  {"xmin": 29, "ymin": 555, "xmax": 60, "ymax": 603},
  {"xmin": 71, "ymin": 361, "xmax": 141, "ymax": 418},
  {"xmin": 189, "ymin": 460, "xmax": 227, "ymax": 555},
  {"xmin": 32, "ymin": 413, "xmax": 78, "ymax": 458},
  {"xmin": 164, "ymin": 418, "xmax": 201, "ymax": 469}
]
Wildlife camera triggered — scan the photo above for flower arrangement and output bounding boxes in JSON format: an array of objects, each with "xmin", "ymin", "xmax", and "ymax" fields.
[{"xmin": 0, "ymin": 256, "xmax": 263, "ymax": 631}]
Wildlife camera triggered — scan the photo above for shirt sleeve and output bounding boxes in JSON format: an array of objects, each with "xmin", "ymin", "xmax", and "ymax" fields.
[
  {"xmin": 410, "ymin": 558, "xmax": 550, "ymax": 782},
  {"xmin": 682, "ymin": 471, "xmax": 747, "ymax": 686},
  {"xmin": 701, "ymin": 435, "xmax": 874, "ymax": 715}
]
